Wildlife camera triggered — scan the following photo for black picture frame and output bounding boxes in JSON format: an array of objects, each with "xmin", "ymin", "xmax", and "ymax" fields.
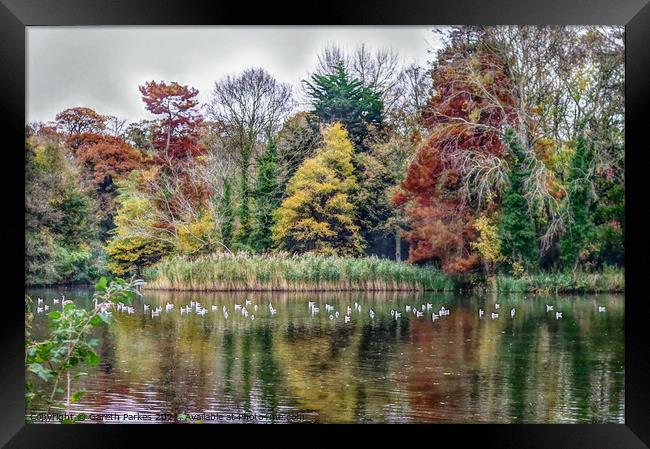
[{"xmin": 1, "ymin": 0, "xmax": 648, "ymax": 447}]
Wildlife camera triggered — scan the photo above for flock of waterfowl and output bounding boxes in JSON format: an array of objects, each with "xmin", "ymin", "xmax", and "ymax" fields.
[{"xmin": 33, "ymin": 295, "xmax": 609, "ymax": 324}]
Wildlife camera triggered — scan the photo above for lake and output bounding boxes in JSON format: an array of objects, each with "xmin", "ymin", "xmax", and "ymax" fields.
[{"xmin": 26, "ymin": 288, "xmax": 624, "ymax": 424}]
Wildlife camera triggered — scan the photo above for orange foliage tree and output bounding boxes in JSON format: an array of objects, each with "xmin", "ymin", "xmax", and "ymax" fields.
[
  {"xmin": 76, "ymin": 136, "xmax": 148, "ymax": 187},
  {"xmin": 55, "ymin": 107, "xmax": 107, "ymax": 136},
  {"xmin": 138, "ymin": 81, "xmax": 211, "ymax": 233},
  {"xmin": 393, "ymin": 38, "xmax": 518, "ymax": 274}
]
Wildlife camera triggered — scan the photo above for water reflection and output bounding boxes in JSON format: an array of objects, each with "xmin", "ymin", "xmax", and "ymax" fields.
[{"xmin": 27, "ymin": 289, "xmax": 624, "ymax": 423}]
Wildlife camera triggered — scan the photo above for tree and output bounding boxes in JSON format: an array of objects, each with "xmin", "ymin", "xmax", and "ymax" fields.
[
  {"xmin": 106, "ymin": 81, "xmax": 225, "ymax": 267},
  {"xmin": 393, "ymin": 37, "xmax": 517, "ymax": 273},
  {"xmin": 498, "ymin": 129, "xmax": 538, "ymax": 271},
  {"xmin": 75, "ymin": 137, "xmax": 147, "ymax": 189},
  {"xmin": 251, "ymin": 138, "xmax": 280, "ymax": 252},
  {"xmin": 105, "ymin": 175, "xmax": 172, "ymax": 275},
  {"xmin": 55, "ymin": 107, "xmax": 107, "ymax": 136},
  {"xmin": 303, "ymin": 61, "xmax": 383, "ymax": 148},
  {"xmin": 471, "ymin": 214, "xmax": 504, "ymax": 279},
  {"xmin": 275, "ymin": 112, "xmax": 323, "ymax": 198},
  {"xmin": 272, "ymin": 123, "xmax": 364, "ymax": 256},
  {"xmin": 207, "ymin": 68, "xmax": 294, "ymax": 246},
  {"xmin": 25, "ymin": 136, "xmax": 101, "ymax": 285},
  {"xmin": 125, "ymin": 119, "xmax": 156, "ymax": 153},
  {"xmin": 220, "ymin": 179, "xmax": 235, "ymax": 249},
  {"xmin": 558, "ymin": 135, "xmax": 595, "ymax": 272},
  {"xmin": 139, "ymin": 81, "xmax": 205, "ymax": 165},
  {"xmin": 139, "ymin": 80, "xmax": 211, "ymax": 221},
  {"xmin": 367, "ymin": 133, "xmax": 419, "ymax": 261}
]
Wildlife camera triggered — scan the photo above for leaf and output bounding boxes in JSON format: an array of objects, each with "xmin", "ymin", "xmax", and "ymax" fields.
[
  {"xmin": 90, "ymin": 315, "xmax": 103, "ymax": 327},
  {"xmin": 71, "ymin": 390, "xmax": 86, "ymax": 403},
  {"xmin": 47, "ymin": 311, "xmax": 62, "ymax": 320},
  {"xmin": 95, "ymin": 276, "xmax": 108, "ymax": 292},
  {"xmin": 85, "ymin": 350, "xmax": 100, "ymax": 366},
  {"xmin": 27, "ymin": 363, "xmax": 53, "ymax": 382}
]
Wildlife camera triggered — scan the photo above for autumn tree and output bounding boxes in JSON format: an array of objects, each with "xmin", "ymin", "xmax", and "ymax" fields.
[
  {"xmin": 393, "ymin": 36, "xmax": 518, "ymax": 273},
  {"xmin": 105, "ymin": 174, "xmax": 172, "ymax": 275},
  {"xmin": 107, "ymin": 81, "xmax": 220, "ymax": 269},
  {"xmin": 75, "ymin": 136, "xmax": 147, "ymax": 189},
  {"xmin": 471, "ymin": 214, "xmax": 504, "ymax": 281},
  {"xmin": 273, "ymin": 123, "xmax": 364, "ymax": 256},
  {"xmin": 55, "ymin": 107, "xmax": 107, "ymax": 137},
  {"xmin": 139, "ymin": 81, "xmax": 205, "ymax": 165},
  {"xmin": 207, "ymin": 68, "xmax": 294, "ymax": 247},
  {"xmin": 139, "ymin": 80, "xmax": 210, "ymax": 213}
]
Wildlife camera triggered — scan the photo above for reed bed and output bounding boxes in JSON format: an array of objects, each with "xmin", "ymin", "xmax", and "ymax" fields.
[
  {"xmin": 495, "ymin": 266, "xmax": 624, "ymax": 294},
  {"xmin": 144, "ymin": 253, "xmax": 455, "ymax": 292},
  {"xmin": 143, "ymin": 253, "xmax": 624, "ymax": 293}
]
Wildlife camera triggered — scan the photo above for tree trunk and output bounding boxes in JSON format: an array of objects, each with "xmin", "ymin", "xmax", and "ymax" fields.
[{"xmin": 395, "ymin": 232, "xmax": 401, "ymax": 262}]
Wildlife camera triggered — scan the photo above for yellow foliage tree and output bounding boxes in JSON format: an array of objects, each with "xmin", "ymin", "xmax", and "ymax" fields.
[
  {"xmin": 471, "ymin": 214, "xmax": 505, "ymax": 278},
  {"xmin": 176, "ymin": 211, "xmax": 220, "ymax": 255},
  {"xmin": 272, "ymin": 123, "xmax": 364, "ymax": 256},
  {"xmin": 106, "ymin": 175, "xmax": 172, "ymax": 275}
]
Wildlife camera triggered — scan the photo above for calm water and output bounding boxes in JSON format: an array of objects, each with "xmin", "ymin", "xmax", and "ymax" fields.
[{"xmin": 27, "ymin": 288, "xmax": 624, "ymax": 424}]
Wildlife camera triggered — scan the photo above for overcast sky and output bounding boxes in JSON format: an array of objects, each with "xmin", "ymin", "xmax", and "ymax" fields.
[{"xmin": 27, "ymin": 26, "xmax": 440, "ymax": 124}]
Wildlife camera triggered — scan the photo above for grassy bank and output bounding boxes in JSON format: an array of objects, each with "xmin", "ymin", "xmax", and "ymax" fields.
[{"xmin": 143, "ymin": 253, "xmax": 624, "ymax": 293}]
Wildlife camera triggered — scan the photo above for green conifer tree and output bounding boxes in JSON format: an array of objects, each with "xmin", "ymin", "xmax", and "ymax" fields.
[
  {"xmin": 499, "ymin": 129, "xmax": 538, "ymax": 272},
  {"xmin": 220, "ymin": 179, "xmax": 234, "ymax": 250},
  {"xmin": 559, "ymin": 135, "xmax": 595, "ymax": 272},
  {"xmin": 251, "ymin": 138, "xmax": 280, "ymax": 252}
]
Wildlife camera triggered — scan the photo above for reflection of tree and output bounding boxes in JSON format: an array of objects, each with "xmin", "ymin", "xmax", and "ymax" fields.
[
  {"xmin": 241, "ymin": 330, "xmax": 254, "ymax": 412},
  {"xmin": 221, "ymin": 329, "xmax": 235, "ymax": 397},
  {"xmin": 29, "ymin": 288, "xmax": 623, "ymax": 423},
  {"xmin": 254, "ymin": 326, "xmax": 282, "ymax": 418},
  {"xmin": 272, "ymin": 322, "xmax": 362, "ymax": 423}
]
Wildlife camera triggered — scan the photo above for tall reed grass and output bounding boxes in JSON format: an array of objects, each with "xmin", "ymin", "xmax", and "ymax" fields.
[
  {"xmin": 144, "ymin": 253, "xmax": 455, "ymax": 292},
  {"xmin": 495, "ymin": 266, "xmax": 624, "ymax": 293},
  {"xmin": 143, "ymin": 253, "xmax": 624, "ymax": 293}
]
